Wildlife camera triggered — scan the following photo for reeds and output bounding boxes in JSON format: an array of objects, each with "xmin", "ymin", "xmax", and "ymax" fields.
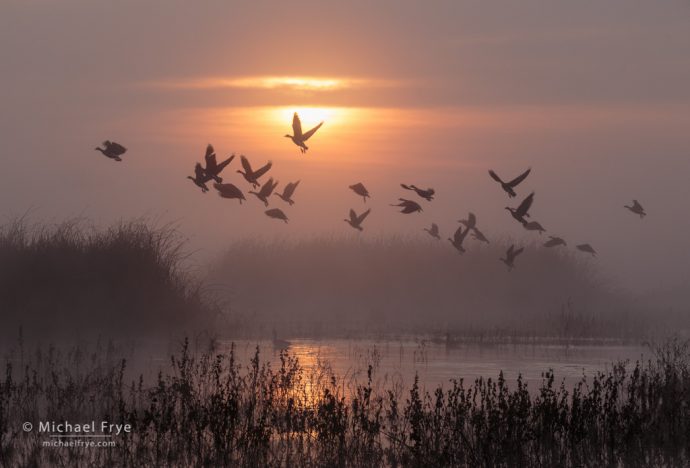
[{"xmin": 2, "ymin": 337, "xmax": 690, "ymax": 466}]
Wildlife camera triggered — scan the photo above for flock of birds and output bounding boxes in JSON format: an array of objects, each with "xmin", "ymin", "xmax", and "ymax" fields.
[{"xmin": 94, "ymin": 112, "xmax": 648, "ymax": 272}]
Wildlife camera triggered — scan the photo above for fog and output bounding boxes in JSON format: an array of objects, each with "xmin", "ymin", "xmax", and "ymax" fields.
[{"xmin": 1, "ymin": 0, "xmax": 689, "ymax": 308}]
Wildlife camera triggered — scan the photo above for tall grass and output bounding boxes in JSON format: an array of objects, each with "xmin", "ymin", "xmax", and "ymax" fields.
[
  {"xmin": 0, "ymin": 218, "xmax": 218, "ymax": 338},
  {"xmin": 2, "ymin": 337, "xmax": 690, "ymax": 466}
]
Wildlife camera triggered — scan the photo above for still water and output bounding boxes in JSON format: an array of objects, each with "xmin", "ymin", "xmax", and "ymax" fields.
[{"xmin": 213, "ymin": 338, "xmax": 650, "ymax": 393}]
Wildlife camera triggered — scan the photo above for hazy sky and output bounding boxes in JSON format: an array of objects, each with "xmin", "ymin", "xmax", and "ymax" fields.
[{"xmin": 1, "ymin": 0, "xmax": 689, "ymax": 293}]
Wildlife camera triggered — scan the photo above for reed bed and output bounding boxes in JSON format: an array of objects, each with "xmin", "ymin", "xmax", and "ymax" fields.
[{"xmin": 1, "ymin": 338, "xmax": 689, "ymax": 467}]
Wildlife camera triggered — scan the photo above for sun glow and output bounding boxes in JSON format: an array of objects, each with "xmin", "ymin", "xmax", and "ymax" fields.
[{"xmin": 145, "ymin": 76, "xmax": 395, "ymax": 92}]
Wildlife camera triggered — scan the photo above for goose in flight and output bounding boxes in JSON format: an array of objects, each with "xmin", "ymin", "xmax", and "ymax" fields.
[
  {"xmin": 265, "ymin": 208, "xmax": 289, "ymax": 223},
  {"xmin": 544, "ymin": 236, "xmax": 566, "ymax": 248},
  {"xmin": 391, "ymin": 198, "xmax": 423, "ymax": 214},
  {"xmin": 471, "ymin": 227, "xmax": 490, "ymax": 244},
  {"xmin": 187, "ymin": 163, "xmax": 214, "ymax": 193},
  {"xmin": 576, "ymin": 244, "xmax": 597, "ymax": 257},
  {"xmin": 237, "ymin": 155, "xmax": 272, "ymax": 188},
  {"xmin": 249, "ymin": 177, "xmax": 279, "ymax": 207},
  {"xmin": 500, "ymin": 245, "xmax": 524, "ymax": 271},
  {"xmin": 213, "ymin": 182, "xmax": 246, "ymax": 204},
  {"xmin": 401, "ymin": 184, "xmax": 435, "ymax": 201},
  {"xmin": 424, "ymin": 223, "xmax": 441, "ymax": 240},
  {"xmin": 448, "ymin": 225, "xmax": 469, "ymax": 254},
  {"xmin": 275, "ymin": 180, "xmax": 300, "ymax": 205},
  {"xmin": 523, "ymin": 221, "xmax": 546, "ymax": 234},
  {"xmin": 349, "ymin": 183, "xmax": 370, "ymax": 202},
  {"xmin": 345, "ymin": 208, "xmax": 371, "ymax": 231},
  {"xmin": 489, "ymin": 168, "xmax": 531, "ymax": 198},
  {"xmin": 285, "ymin": 112, "xmax": 323, "ymax": 153},
  {"xmin": 95, "ymin": 140, "xmax": 127, "ymax": 161},
  {"xmin": 624, "ymin": 200, "xmax": 646, "ymax": 219},
  {"xmin": 203, "ymin": 144, "xmax": 235, "ymax": 182},
  {"xmin": 506, "ymin": 192, "xmax": 534, "ymax": 225}
]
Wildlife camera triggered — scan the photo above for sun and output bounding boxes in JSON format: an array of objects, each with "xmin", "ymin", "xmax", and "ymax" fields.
[{"xmin": 274, "ymin": 107, "xmax": 345, "ymax": 128}]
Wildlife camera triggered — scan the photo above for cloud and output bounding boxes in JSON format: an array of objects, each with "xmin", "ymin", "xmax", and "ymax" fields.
[{"xmin": 142, "ymin": 76, "xmax": 403, "ymax": 92}]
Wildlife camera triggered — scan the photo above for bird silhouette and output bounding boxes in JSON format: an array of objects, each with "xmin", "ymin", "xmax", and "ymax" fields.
[
  {"xmin": 275, "ymin": 180, "xmax": 300, "ymax": 205},
  {"xmin": 188, "ymin": 163, "xmax": 214, "ymax": 193},
  {"xmin": 401, "ymin": 184, "xmax": 435, "ymax": 201},
  {"xmin": 471, "ymin": 227, "xmax": 490, "ymax": 244},
  {"xmin": 576, "ymin": 244, "xmax": 597, "ymax": 257},
  {"xmin": 424, "ymin": 223, "xmax": 441, "ymax": 240},
  {"xmin": 349, "ymin": 183, "xmax": 370, "ymax": 202},
  {"xmin": 500, "ymin": 244, "xmax": 524, "ymax": 271},
  {"xmin": 249, "ymin": 177, "xmax": 279, "ymax": 207},
  {"xmin": 544, "ymin": 236, "xmax": 566, "ymax": 248},
  {"xmin": 265, "ymin": 208, "xmax": 289, "ymax": 223},
  {"xmin": 345, "ymin": 208, "xmax": 371, "ymax": 231},
  {"xmin": 237, "ymin": 155, "xmax": 272, "ymax": 188},
  {"xmin": 448, "ymin": 225, "xmax": 470, "ymax": 254},
  {"xmin": 203, "ymin": 144, "xmax": 235, "ymax": 182},
  {"xmin": 95, "ymin": 140, "xmax": 127, "ymax": 161},
  {"xmin": 506, "ymin": 192, "xmax": 534, "ymax": 225},
  {"xmin": 391, "ymin": 198, "xmax": 423, "ymax": 214},
  {"xmin": 213, "ymin": 182, "xmax": 246, "ymax": 203},
  {"xmin": 523, "ymin": 221, "xmax": 546, "ymax": 234},
  {"xmin": 285, "ymin": 112, "xmax": 323, "ymax": 153},
  {"xmin": 489, "ymin": 168, "xmax": 531, "ymax": 198},
  {"xmin": 624, "ymin": 200, "xmax": 646, "ymax": 219}
]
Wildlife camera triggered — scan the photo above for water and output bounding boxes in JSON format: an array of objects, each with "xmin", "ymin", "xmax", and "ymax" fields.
[{"xmin": 214, "ymin": 338, "xmax": 650, "ymax": 394}]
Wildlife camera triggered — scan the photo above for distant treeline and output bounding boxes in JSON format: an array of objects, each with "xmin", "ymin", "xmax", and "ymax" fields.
[
  {"xmin": 0, "ymin": 219, "xmax": 217, "ymax": 339},
  {"xmin": 207, "ymin": 236, "xmax": 669, "ymax": 340}
]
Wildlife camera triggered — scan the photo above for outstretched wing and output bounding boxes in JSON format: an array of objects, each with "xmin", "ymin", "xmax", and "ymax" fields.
[
  {"xmin": 349, "ymin": 209, "xmax": 357, "ymax": 222},
  {"xmin": 302, "ymin": 121, "xmax": 323, "ymax": 141},
  {"xmin": 401, "ymin": 183, "xmax": 413, "ymax": 191},
  {"xmin": 283, "ymin": 180, "xmax": 300, "ymax": 198},
  {"xmin": 204, "ymin": 144, "xmax": 216, "ymax": 167},
  {"xmin": 240, "ymin": 155, "xmax": 253, "ymax": 174},
  {"xmin": 259, "ymin": 178, "xmax": 276, "ymax": 197},
  {"xmin": 467, "ymin": 213, "xmax": 476, "ymax": 228},
  {"xmin": 488, "ymin": 170, "xmax": 503, "ymax": 184},
  {"xmin": 507, "ymin": 168, "xmax": 531, "ymax": 188},
  {"xmin": 512, "ymin": 247, "xmax": 525, "ymax": 259},
  {"xmin": 356, "ymin": 209, "xmax": 371, "ymax": 224},
  {"xmin": 253, "ymin": 161, "xmax": 273, "ymax": 179},
  {"xmin": 516, "ymin": 192, "xmax": 534, "ymax": 217},
  {"xmin": 454, "ymin": 225, "xmax": 469, "ymax": 244},
  {"xmin": 106, "ymin": 141, "xmax": 127, "ymax": 155},
  {"xmin": 632, "ymin": 200, "xmax": 643, "ymax": 210},
  {"xmin": 506, "ymin": 244, "xmax": 515, "ymax": 256},
  {"xmin": 194, "ymin": 163, "xmax": 205, "ymax": 178},
  {"xmin": 214, "ymin": 154, "xmax": 235, "ymax": 173},
  {"xmin": 430, "ymin": 223, "xmax": 439, "ymax": 235},
  {"xmin": 292, "ymin": 113, "xmax": 303, "ymax": 138}
]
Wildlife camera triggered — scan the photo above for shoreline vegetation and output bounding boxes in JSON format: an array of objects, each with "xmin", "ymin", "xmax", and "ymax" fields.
[{"xmin": 1, "ymin": 337, "xmax": 689, "ymax": 466}]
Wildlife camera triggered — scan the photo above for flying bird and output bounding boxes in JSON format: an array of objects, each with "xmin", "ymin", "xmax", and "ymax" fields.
[
  {"xmin": 187, "ymin": 163, "xmax": 214, "ymax": 193},
  {"xmin": 506, "ymin": 192, "xmax": 534, "ymax": 225},
  {"xmin": 500, "ymin": 244, "xmax": 524, "ymax": 271},
  {"xmin": 424, "ymin": 223, "xmax": 441, "ymax": 240},
  {"xmin": 265, "ymin": 208, "xmax": 289, "ymax": 223},
  {"xmin": 203, "ymin": 144, "xmax": 234, "ymax": 182},
  {"xmin": 275, "ymin": 180, "xmax": 300, "ymax": 205},
  {"xmin": 576, "ymin": 244, "xmax": 597, "ymax": 257},
  {"xmin": 489, "ymin": 168, "xmax": 531, "ymax": 198},
  {"xmin": 349, "ymin": 183, "xmax": 370, "ymax": 202},
  {"xmin": 544, "ymin": 236, "xmax": 566, "ymax": 248},
  {"xmin": 471, "ymin": 227, "xmax": 490, "ymax": 244},
  {"xmin": 285, "ymin": 112, "xmax": 323, "ymax": 153},
  {"xmin": 448, "ymin": 225, "xmax": 470, "ymax": 254},
  {"xmin": 345, "ymin": 208, "xmax": 371, "ymax": 231},
  {"xmin": 249, "ymin": 177, "xmax": 279, "ymax": 207},
  {"xmin": 391, "ymin": 198, "xmax": 423, "ymax": 214},
  {"xmin": 523, "ymin": 221, "xmax": 546, "ymax": 234},
  {"xmin": 237, "ymin": 155, "xmax": 272, "ymax": 188},
  {"xmin": 624, "ymin": 200, "xmax": 646, "ymax": 219},
  {"xmin": 401, "ymin": 184, "xmax": 435, "ymax": 201},
  {"xmin": 95, "ymin": 140, "xmax": 127, "ymax": 161},
  {"xmin": 213, "ymin": 182, "xmax": 246, "ymax": 204}
]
